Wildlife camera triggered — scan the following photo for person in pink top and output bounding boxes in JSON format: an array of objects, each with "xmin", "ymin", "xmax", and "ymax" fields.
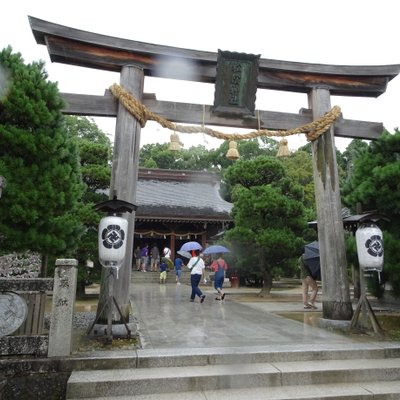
[{"xmin": 211, "ymin": 254, "xmax": 228, "ymax": 301}]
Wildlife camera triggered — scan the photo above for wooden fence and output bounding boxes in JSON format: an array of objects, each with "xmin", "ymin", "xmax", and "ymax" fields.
[{"xmin": 0, "ymin": 278, "xmax": 53, "ymax": 356}]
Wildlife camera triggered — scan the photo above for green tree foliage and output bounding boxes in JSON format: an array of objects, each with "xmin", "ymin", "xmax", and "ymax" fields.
[
  {"xmin": 139, "ymin": 142, "xmax": 212, "ymax": 170},
  {"xmin": 342, "ymin": 130, "xmax": 400, "ymax": 296},
  {"xmin": 139, "ymin": 137, "xmax": 279, "ymax": 172},
  {"xmin": 209, "ymin": 138, "xmax": 279, "ymax": 201},
  {"xmin": 280, "ymin": 150, "xmax": 315, "ymax": 213},
  {"xmin": 64, "ymin": 116, "xmax": 111, "ymax": 202},
  {"xmin": 340, "ymin": 139, "xmax": 369, "ymax": 184},
  {"xmin": 208, "ymin": 138, "xmax": 278, "ymax": 170},
  {"xmin": 63, "ymin": 116, "xmax": 112, "ymax": 290},
  {"xmin": 223, "ymin": 156, "xmax": 308, "ymax": 295},
  {"xmin": 139, "ymin": 143, "xmax": 178, "ymax": 169},
  {"xmin": 0, "ymin": 47, "xmax": 85, "ymax": 271}
]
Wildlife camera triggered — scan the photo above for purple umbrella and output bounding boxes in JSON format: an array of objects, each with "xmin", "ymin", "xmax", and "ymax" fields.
[
  {"xmin": 203, "ymin": 245, "xmax": 230, "ymax": 255},
  {"xmin": 180, "ymin": 241, "xmax": 203, "ymax": 252}
]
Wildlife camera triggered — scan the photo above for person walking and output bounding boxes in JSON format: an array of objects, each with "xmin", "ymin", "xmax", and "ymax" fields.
[
  {"xmin": 134, "ymin": 246, "xmax": 141, "ymax": 271},
  {"xmin": 174, "ymin": 256, "xmax": 184, "ymax": 285},
  {"xmin": 140, "ymin": 244, "xmax": 149, "ymax": 272},
  {"xmin": 150, "ymin": 244, "xmax": 160, "ymax": 272},
  {"xmin": 211, "ymin": 253, "xmax": 228, "ymax": 301},
  {"xmin": 187, "ymin": 249, "xmax": 206, "ymax": 303},
  {"xmin": 163, "ymin": 246, "xmax": 171, "ymax": 259},
  {"xmin": 298, "ymin": 254, "xmax": 318, "ymax": 309},
  {"xmin": 159, "ymin": 259, "xmax": 168, "ymax": 284}
]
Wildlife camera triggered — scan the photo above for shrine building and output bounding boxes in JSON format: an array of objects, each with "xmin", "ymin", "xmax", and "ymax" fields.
[{"xmin": 133, "ymin": 168, "xmax": 233, "ymax": 258}]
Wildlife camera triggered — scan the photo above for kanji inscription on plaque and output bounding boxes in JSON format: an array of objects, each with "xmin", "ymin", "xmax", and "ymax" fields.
[{"xmin": 213, "ymin": 50, "xmax": 260, "ymax": 116}]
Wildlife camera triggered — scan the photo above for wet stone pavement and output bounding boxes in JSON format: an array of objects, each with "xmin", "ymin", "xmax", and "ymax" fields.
[{"xmin": 129, "ymin": 282, "xmax": 363, "ymax": 350}]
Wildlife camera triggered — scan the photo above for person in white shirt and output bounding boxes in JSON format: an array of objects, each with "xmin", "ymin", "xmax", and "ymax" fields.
[
  {"xmin": 163, "ymin": 246, "xmax": 171, "ymax": 259},
  {"xmin": 187, "ymin": 249, "xmax": 206, "ymax": 303}
]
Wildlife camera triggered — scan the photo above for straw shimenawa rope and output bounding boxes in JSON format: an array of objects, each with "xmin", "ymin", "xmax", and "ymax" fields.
[{"xmin": 109, "ymin": 83, "xmax": 342, "ymax": 142}]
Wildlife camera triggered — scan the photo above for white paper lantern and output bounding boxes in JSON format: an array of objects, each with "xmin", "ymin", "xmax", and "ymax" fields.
[
  {"xmin": 356, "ymin": 223, "xmax": 384, "ymax": 271},
  {"xmin": 98, "ymin": 215, "xmax": 128, "ymax": 267}
]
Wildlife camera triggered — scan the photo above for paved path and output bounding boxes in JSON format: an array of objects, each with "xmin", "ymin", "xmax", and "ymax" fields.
[{"xmin": 129, "ymin": 282, "xmax": 365, "ymax": 350}]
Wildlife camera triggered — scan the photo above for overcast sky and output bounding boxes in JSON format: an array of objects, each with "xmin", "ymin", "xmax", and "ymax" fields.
[{"xmin": 1, "ymin": 0, "xmax": 399, "ymax": 152}]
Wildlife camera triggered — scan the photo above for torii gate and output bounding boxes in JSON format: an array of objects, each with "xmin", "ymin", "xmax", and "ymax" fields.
[{"xmin": 29, "ymin": 16, "xmax": 400, "ymax": 326}]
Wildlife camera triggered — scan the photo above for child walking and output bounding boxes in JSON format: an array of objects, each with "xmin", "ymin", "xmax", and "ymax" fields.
[
  {"xmin": 174, "ymin": 256, "xmax": 184, "ymax": 285},
  {"xmin": 159, "ymin": 260, "xmax": 167, "ymax": 284}
]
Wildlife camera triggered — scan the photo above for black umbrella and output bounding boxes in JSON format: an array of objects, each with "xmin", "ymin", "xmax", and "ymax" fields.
[
  {"xmin": 177, "ymin": 250, "xmax": 192, "ymax": 259},
  {"xmin": 303, "ymin": 241, "xmax": 321, "ymax": 280},
  {"xmin": 94, "ymin": 195, "xmax": 137, "ymax": 214}
]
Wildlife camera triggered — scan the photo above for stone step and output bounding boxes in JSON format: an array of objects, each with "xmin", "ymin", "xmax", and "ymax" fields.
[
  {"xmin": 68, "ymin": 343, "xmax": 400, "ymax": 371},
  {"xmin": 67, "ymin": 380, "xmax": 400, "ymax": 400},
  {"xmin": 131, "ymin": 270, "xmax": 193, "ymax": 285},
  {"xmin": 66, "ymin": 355, "xmax": 400, "ymax": 399}
]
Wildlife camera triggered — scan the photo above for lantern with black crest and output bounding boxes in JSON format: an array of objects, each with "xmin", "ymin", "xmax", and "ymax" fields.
[
  {"xmin": 94, "ymin": 196, "xmax": 137, "ymax": 271},
  {"xmin": 356, "ymin": 223, "xmax": 384, "ymax": 272}
]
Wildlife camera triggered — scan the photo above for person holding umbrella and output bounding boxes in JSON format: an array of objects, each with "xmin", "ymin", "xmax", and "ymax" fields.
[
  {"xmin": 210, "ymin": 253, "xmax": 228, "ymax": 301},
  {"xmin": 298, "ymin": 254, "xmax": 318, "ymax": 310},
  {"xmin": 186, "ymin": 249, "xmax": 206, "ymax": 303},
  {"xmin": 203, "ymin": 245, "xmax": 230, "ymax": 301}
]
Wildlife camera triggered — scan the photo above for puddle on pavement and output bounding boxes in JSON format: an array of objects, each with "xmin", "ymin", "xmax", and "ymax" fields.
[{"xmin": 277, "ymin": 311, "xmax": 322, "ymax": 327}]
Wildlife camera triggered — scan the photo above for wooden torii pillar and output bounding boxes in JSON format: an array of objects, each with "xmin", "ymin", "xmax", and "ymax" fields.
[{"xmin": 29, "ymin": 16, "xmax": 400, "ymax": 323}]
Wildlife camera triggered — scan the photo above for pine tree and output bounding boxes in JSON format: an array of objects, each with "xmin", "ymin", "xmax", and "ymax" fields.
[
  {"xmin": 223, "ymin": 156, "xmax": 308, "ymax": 295},
  {"xmin": 343, "ymin": 130, "xmax": 400, "ymax": 296},
  {"xmin": 64, "ymin": 115, "xmax": 112, "ymax": 294},
  {"xmin": 0, "ymin": 47, "xmax": 85, "ymax": 274}
]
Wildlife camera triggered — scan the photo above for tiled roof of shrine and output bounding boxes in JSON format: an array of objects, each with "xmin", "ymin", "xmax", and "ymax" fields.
[{"xmin": 135, "ymin": 168, "xmax": 232, "ymax": 223}]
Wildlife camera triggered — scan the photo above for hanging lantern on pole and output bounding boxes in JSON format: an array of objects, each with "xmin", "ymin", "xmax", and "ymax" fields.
[
  {"xmin": 98, "ymin": 215, "xmax": 128, "ymax": 268},
  {"xmin": 87, "ymin": 195, "xmax": 138, "ymax": 342},
  {"xmin": 351, "ymin": 221, "xmax": 385, "ymax": 335},
  {"xmin": 355, "ymin": 223, "xmax": 384, "ymax": 272},
  {"xmin": 95, "ymin": 196, "xmax": 138, "ymax": 269}
]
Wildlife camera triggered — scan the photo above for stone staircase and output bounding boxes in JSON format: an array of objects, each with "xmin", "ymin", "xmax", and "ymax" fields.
[
  {"xmin": 131, "ymin": 269, "xmax": 201, "ymax": 286},
  {"xmin": 66, "ymin": 343, "xmax": 400, "ymax": 399}
]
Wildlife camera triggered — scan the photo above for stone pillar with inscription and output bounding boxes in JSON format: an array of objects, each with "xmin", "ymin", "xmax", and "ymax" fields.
[{"xmin": 48, "ymin": 259, "xmax": 78, "ymax": 357}]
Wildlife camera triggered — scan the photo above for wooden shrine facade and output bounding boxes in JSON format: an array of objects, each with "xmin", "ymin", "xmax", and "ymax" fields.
[{"xmin": 134, "ymin": 168, "xmax": 232, "ymax": 258}]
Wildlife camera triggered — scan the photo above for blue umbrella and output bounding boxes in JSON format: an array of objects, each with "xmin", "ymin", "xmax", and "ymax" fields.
[
  {"xmin": 203, "ymin": 245, "xmax": 230, "ymax": 255},
  {"xmin": 180, "ymin": 241, "xmax": 203, "ymax": 252}
]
